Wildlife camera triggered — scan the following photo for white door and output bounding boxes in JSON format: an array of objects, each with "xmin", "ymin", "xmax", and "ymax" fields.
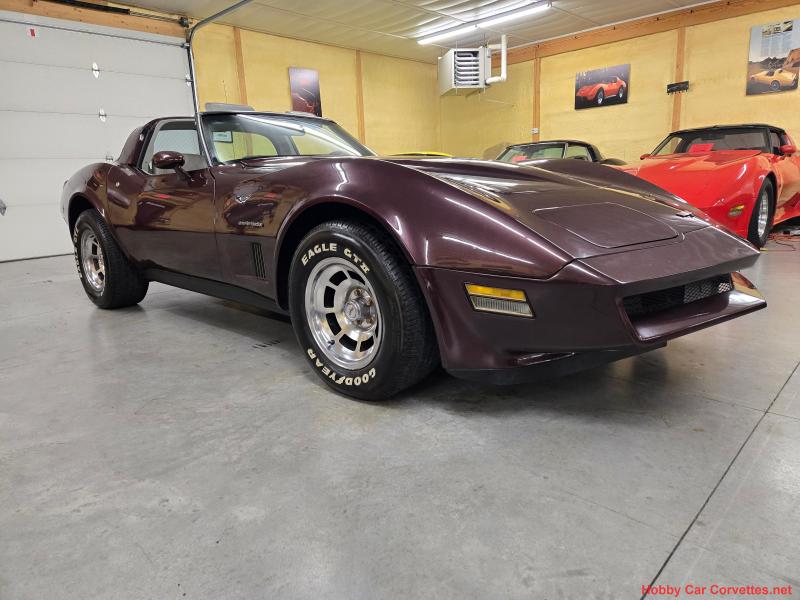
[{"xmin": 0, "ymin": 11, "xmax": 193, "ymax": 261}]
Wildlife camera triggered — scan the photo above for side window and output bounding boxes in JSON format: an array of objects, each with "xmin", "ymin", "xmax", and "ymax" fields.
[
  {"xmin": 141, "ymin": 121, "xmax": 203, "ymax": 174},
  {"xmin": 211, "ymin": 130, "xmax": 278, "ymax": 162},
  {"xmin": 565, "ymin": 144, "xmax": 592, "ymax": 160},
  {"xmin": 770, "ymin": 131, "xmax": 782, "ymax": 154}
]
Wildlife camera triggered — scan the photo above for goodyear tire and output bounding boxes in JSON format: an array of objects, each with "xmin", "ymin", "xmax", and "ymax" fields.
[
  {"xmin": 73, "ymin": 209, "xmax": 148, "ymax": 308},
  {"xmin": 746, "ymin": 178, "xmax": 775, "ymax": 248},
  {"xmin": 288, "ymin": 220, "xmax": 439, "ymax": 400}
]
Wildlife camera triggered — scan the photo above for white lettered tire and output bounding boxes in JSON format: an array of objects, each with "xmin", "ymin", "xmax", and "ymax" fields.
[{"xmin": 288, "ymin": 220, "xmax": 439, "ymax": 400}]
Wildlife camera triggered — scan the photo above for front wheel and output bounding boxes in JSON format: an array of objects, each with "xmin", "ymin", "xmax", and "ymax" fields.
[
  {"xmin": 288, "ymin": 220, "xmax": 439, "ymax": 400},
  {"xmin": 617, "ymin": 86, "xmax": 625, "ymax": 101},
  {"xmin": 73, "ymin": 209, "xmax": 148, "ymax": 308},
  {"xmin": 596, "ymin": 89, "xmax": 604, "ymax": 105},
  {"xmin": 746, "ymin": 179, "xmax": 775, "ymax": 248},
  {"xmin": 771, "ymin": 80, "xmax": 781, "ymax": 91}
]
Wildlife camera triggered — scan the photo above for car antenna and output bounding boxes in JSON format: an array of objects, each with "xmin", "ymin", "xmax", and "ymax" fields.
[{"xmin": 185, "ymin": 0, "xmax": 256, "ymax": 166}]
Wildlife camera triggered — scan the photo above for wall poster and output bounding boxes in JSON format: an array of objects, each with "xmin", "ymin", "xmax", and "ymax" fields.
[
  {"xmin": 574, "ymin": 64, "xmax": 630, "ymax": 110},
  {"xmin": 747, "ymin": 20, "xmax": 800, "ymax": 95},
  {"xmin": 288, "ymin": 67, "xmax": 322, "ymax": 116}
]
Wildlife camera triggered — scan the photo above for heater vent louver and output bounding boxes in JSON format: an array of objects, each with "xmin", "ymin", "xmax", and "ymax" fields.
[{"xmin": 453, "ymin": 50, "xmax": 482, "ymax": 87}]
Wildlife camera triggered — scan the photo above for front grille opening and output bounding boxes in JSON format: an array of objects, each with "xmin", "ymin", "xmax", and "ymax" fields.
[{"xmin": 623, "ymin": 275, "xmax": 733, "ymax": 319}]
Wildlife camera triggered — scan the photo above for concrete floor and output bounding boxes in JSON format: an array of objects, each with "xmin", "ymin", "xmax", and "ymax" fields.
[{"xmin": 1, "ymin": 242, "xmax": 799, "ymax": 600}]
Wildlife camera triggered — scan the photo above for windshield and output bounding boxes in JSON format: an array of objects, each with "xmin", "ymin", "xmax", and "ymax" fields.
[
  {"xmin": 652, "ymin": 128, "xmax": 769, "ymax": 155},
  {"xmin": 497, "ymin": 143, "xmax": 566, "ymax": 163},
  {"xmin": 202, "ymin": 113, "xmax": 374, "ymax": 162}
]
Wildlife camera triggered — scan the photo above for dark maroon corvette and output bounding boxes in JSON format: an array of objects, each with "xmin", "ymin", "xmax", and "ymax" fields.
[{"xmin": 61, "ymin": 109, "xmax": 766, "ymax": 399}]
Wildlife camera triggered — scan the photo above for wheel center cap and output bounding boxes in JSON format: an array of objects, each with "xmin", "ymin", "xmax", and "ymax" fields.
[{"xmin": 344, "ymin": 300, "xmax": 361, "ymax": 321}]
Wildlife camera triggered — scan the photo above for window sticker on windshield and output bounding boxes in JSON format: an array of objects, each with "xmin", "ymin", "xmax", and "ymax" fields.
[
  {"xmin": 689, "ymin": 143, "xmax": 714, "ymax": 153},
  {"xmin": 213, "ymin": 131, "xmax": 233, "ymax": 143}
]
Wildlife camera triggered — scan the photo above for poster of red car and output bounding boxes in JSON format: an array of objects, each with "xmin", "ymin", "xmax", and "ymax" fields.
[
  {"xmin": 574, "ymin": 64, "xmax": 629, "ymax": 109},
  {"xmin": 746, "ymin": 19, "xmax": 800, "ymax": 95},
  {"xmin": 289, "ymin": 67, "xmax": 322, "ymax": 117}
]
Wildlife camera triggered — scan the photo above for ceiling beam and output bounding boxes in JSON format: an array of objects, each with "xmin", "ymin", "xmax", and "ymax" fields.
[
  {"xmin": 497, "ymin": 0, "xmax": 800, "ymax": 66},
  {"xmin": 0, "ymin": 0, "xmax": 185, "ymax": 37}
]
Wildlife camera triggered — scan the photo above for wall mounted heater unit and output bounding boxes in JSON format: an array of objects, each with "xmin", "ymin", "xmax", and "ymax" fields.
[
  {"xmin": 437, "ymin": 36, "xmax": 508, "ymax": 96},
  {"xmin": 438, "ymin": 48, "xmax": 488, "ymax": 95}
]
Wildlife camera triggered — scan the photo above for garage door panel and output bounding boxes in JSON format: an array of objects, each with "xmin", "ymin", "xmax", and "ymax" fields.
[
  {"xmin": 0, "ymin": 12, "xmax": 192, "ymax": 260},
  {"xmin": 0, "ymin": 62, "xmax": 192, "ymax": 118},
  {"xmin": 0, "ymin": 158, "xmax": 98, "ymax": 210},
  {"xmin": 0, "ymin": 204, "xmax": 72, "ymax": 261},
  {"xmin": 0, "ymin": 113, "xmax": 109, "ymax": 159},
  {"xmin": 0, "ymin": 20, "xmax": 187, "ymax": 79}
]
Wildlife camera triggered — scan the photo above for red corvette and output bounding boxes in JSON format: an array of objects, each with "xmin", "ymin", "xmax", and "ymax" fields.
[
  {"xmin": 619, "ymin": 124, "xmax": 800, "ymax": 247},
  {"xmin": 575, "ymin": 76, "xmax": 627, "ymax": 106}
]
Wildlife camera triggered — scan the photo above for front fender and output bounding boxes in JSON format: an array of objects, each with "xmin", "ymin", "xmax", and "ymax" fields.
[
  {"xmin": 274, "ymin": 158, "xmax": 571, "ymax": 280},
  {"xmin": 60, "ymin": 163, "xmax": 112, "ymax": 228}
]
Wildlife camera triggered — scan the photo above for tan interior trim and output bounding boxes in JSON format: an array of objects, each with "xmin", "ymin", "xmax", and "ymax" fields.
[
  {"xmin": 501, "ymin": 0, "xmax": 800, "ymax": 66},
  {"xmin": 233, "ymin": 26, "xmax": 249, "ymax": 105},
  {"xmin": 355, "ymin": 50, "xmax": 366, "ymax": 143},
  {"xmin": 672, "ymin": 27, "xmax": 686, "ymax": 132},
  {"xmin": 0, "ymin": 0, "xmax": 185, "ymax": 37}
]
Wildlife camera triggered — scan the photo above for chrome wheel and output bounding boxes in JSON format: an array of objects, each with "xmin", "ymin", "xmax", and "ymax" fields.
[
  {"xmin": 80, "ymin": 230, "xmax": 105, "ymax": 293},
  {"xmin": 757, "ymin": 190, "xmax": 770, "ymax": 239},
  {"xmin": 304, "ymin": 257, "xmax": 382, "ymax": 370}
]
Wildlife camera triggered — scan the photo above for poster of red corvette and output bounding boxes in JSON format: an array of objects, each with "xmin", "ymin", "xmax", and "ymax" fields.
[
  {"xmin": 288, "ymin": 67, "xmax": 322, "ymax": 117},
  {"xmin": 574, "ymin": 64, "xmax": 630, "ymax": 109}
]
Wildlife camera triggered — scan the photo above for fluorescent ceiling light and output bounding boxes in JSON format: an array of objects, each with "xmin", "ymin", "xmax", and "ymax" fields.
[{"xmin": 417, "ymin": 1, "xmax": 550, "ymax": 45}]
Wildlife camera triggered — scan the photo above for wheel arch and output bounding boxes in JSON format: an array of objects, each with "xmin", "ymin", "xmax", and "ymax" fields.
[
  {"xmin": 67, "ymin": 194, "xmax": 97, "ymax": 235},
  {"xmin": 273, "ymin": 200, "xmax": 413, "ymax": 311}
]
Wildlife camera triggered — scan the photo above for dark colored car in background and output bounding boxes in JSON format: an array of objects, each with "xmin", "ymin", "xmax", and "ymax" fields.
[
  {"xmin": 61, "ymin": 110, "xmax": 765, "ymax": 400},
  {"xmin": 619, "ymin": 124, "xmax": 800, "ymax": 247},
  {"xmin": 497, "ymin": 140, "xmax": 626, "ymax": 165}
]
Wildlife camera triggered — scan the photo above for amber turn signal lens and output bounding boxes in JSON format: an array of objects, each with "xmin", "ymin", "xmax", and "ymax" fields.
[
  {"xmin": 727, "ymin": 204, "xmax": 745, "ymax": 218},
  {"xmin": 464, "ymin": 284, "xmax": 527, "ymax": 301},
  {"xmin": 465, "ymin": 284, "xmax": 533, "ymax": 317}
]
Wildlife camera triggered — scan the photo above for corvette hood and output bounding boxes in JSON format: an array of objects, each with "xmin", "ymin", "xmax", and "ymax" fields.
[
  {"xmin": 388, "ymin": 157, "xmax": 713, "ymax": 260},
  {"xmin": 617, "ymin": 151, "xmax": 761, "ymax": 206}
]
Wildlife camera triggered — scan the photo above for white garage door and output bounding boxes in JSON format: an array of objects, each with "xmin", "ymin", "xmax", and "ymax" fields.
[{"xmin": 0, "ymin": 11, "xmax": 194, "ymax": 261}]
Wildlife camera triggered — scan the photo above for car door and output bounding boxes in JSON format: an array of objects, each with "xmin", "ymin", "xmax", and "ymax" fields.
[
  {"xmin": 106, "ymin": 118, "xmax": 220, "ymax": 280},
  {"xmin": 769, "ymin": 129, "xmax": 800, "ymax": 211}
]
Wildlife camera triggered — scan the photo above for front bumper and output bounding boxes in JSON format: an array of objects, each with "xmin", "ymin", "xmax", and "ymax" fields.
[{"xmin": 415, "ymin": 228, "xmax": 765, "ymax": 383}]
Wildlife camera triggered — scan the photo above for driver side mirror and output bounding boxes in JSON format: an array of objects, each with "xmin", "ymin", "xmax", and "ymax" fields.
[
  {"xmin": 153, "ymin": 150, "xmax": 186, "ymax": 171},
  {"xmin": 780, "ymin": 144, "xmax": 797, "ymax": 156}
]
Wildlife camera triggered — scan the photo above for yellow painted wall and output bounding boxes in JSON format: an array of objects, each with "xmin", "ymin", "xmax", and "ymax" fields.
[
  {"xmin": 193, "ymin": 25, "xmax": 243, "ymax": 108},
  {"xmin": 682, "ymin": 4, "xmax": 800, "ymax": 136},
  {"xmin": 438, "ymin": 3, "xmax": 800, "ymax": 159},
  {"xmin": 193, "ymin": 26, "xmax": 439, "ymax": 155},
  {"xmin": 439, "ymin": 61, "xmax": 534, "ymax": 158},
  {"xmin": 539, "ymin": 31, "xmax": 678, "ymax": 162},
  {"xmin": 191, "ymin": 3, "xmax": 800, "ymax": 160},
  {"xmin": 360, "ymin": 52, "xmax": 439, "ymax": 154}
]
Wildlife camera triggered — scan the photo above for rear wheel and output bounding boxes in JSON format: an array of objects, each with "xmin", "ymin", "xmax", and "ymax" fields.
[
  {"xmin": 288, "ymin": 220, "xmax": 438, "ymax": 400},
  {"xmin": 617, "ymin": 86, "xmax": 625, "ymax": 101},
  {"xmin": 73, "ymin": 209, "xmax": 148, "ymax": 308},
  {"xmin": 746, "ymin": 179, "xmax": 775, "ymax": 248},
  {"xmin": 771, "ymin": 80, "xmax": 781, "ymax": 91}
]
